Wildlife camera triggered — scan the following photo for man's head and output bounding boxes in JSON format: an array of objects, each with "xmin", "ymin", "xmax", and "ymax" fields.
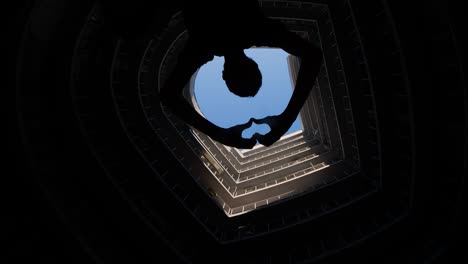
[{"xmin": 222, "ymin": 51, "xmax": 262, "ymax": 97}]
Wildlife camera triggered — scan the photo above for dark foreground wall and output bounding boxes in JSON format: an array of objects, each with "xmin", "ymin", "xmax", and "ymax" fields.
[{"xmin": 9, "ymin": 0, "xmax": 465, "ymax": 263}]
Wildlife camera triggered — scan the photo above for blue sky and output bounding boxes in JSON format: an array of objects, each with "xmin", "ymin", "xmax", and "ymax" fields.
[{"xmin": 194, "ymin": 48, "xmax": 302, "ymax": 141}]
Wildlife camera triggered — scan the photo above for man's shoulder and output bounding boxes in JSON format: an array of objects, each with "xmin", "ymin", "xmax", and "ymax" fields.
[
  {"xmin": 183, "ymin": 38, "xmax": 216, "ymax": 60},
  {"xmin": 253, "ymin": 18, "xmax": 288, "ymax": 44},
  {"xmin": 262, "ymin": 18, "xmax": 287, "ymax": 31}
]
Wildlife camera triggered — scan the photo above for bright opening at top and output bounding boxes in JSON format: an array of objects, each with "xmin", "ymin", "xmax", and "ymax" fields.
[{"xmin": 194, "ymin": 48, "xmax": 302, "ymax": 142}]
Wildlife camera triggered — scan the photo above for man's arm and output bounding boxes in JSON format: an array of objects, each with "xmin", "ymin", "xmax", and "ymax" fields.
[
  {"xmin": 275, "ymin": 26, "xmax": 323, "ymax": 120},
  {"xmin": 254, "ymin": 21, "xmax": 323, "ymax": 146},
  {"xmin": 160, "ymin": 41, "xmax": 257, "ymax": 149},
  {"xmin": 159, "ymin": 41, "xmax": 217, "ymax": 135}
]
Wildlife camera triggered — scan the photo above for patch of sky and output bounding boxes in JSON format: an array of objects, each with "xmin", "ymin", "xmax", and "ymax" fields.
[{"xmin": 194, "ymin": 48, "xmax": 302, "ymax": 140}]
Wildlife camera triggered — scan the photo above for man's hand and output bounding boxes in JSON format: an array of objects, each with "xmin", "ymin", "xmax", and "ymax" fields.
[
  {"xmin": 211, "ymin": 118, "xmax": 257, "ymax": 149},
  {"xmin": 253, "ymin": 114, "xmax": 295, "ymax": 147}
]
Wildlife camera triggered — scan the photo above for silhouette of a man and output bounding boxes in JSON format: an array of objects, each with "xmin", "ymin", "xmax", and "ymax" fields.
[{"xmin": 160, "ymin": 0, "xmax": 323, "ymax": 149}]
